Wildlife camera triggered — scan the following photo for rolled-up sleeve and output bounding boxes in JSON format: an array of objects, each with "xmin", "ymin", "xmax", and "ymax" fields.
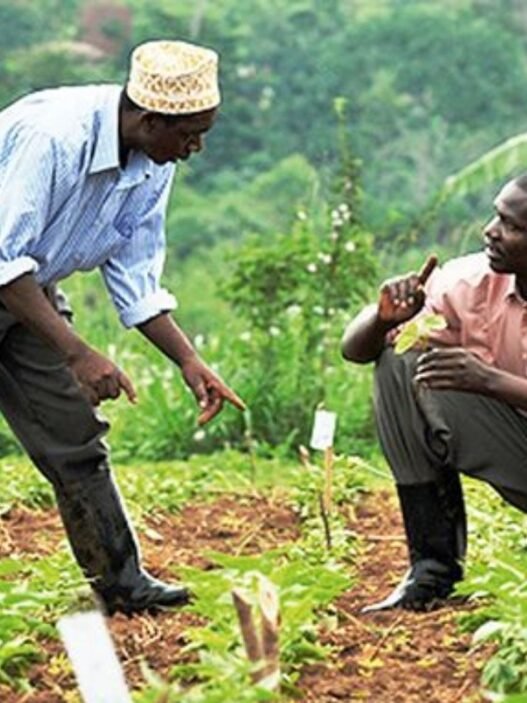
[
  {"xmin": 0, "ymin": 129, "xmax": 66, "ymax": 285},
  {"xmin": 101, "ymin": 167, "xmax": 177, "ymax": 328}
]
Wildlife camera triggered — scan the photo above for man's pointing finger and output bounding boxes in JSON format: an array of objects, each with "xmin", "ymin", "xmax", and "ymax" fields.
[{"xmin": 417, "ymin": 254, "xmax": 438, "ymax": 285}]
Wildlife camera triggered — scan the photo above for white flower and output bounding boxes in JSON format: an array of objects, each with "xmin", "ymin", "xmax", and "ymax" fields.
[
  {"xmin": 313, "ymin": 305, "xmax": 324, "ymax": 315},
  {"xmin": 332, "ymin": 203, "xmax": 351, "ymax": 227},
  {"xmin": 259, "ymin": 85, "xmax": 275, "ymax": 111},
  {"xmin": 193, "ymin": 429, "xmax": 206, "ymax": 442},
  {"xmin": 297, "ymin": 210, "xmax": 307, "ymax": 221},
  {"xmin": 306, "ymin": 263, "xmax": 318, "ymax": 273},
  {"xmin": 269, "ymin": 326, "xmax": 280, "ymax": 337},
  {"xmin": 317, "ymin": 253, "xmax": 332, "ymax": 265},
  {"xmin": 236, "ymin": 64, "xmax": 256, "ymax": 79},
  {"xmin": 239, "ymin": 331, "xmax": 252, "ymax": 342},
  {"xmin": 330, "ymin": 230, "xmax": 339, "ymax": 242},
  {"xmin": 345, "ymin": 240, "xmax": 356, "ymax": 253},
  {"xmin": 286, "ymin": 304, "xmax": 302, "ymax": 316},
  {"xmin": 194, "ymin": 334, "xmax": 205, "ymax": 349}
]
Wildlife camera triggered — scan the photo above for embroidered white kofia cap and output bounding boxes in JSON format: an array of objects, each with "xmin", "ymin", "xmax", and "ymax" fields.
[{"xmin": 126, "ymin": 40, "xmax": 220, "ymax": 115}]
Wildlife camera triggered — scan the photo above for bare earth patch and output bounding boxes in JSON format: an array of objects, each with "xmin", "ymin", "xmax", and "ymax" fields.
[
  {"xmin": 1, "ymin": 490, "xmax": 491, "ymax": 702},
  {"xmin": 298, "ymin": 489, "xmax": 491, "ymax": 703},
  {"xmin": 0, "ymin": 495, "xmax": 300, "ymax": 703}
]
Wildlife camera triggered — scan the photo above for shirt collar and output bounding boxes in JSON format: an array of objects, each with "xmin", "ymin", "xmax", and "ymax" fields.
[
  {"xmin": 89, "ymin": 88, "xmax": 121, "ymax": 175},
  {"xmin": 116, "ymin": 150, "xmax": 153, "ymax": 190},
  {"xmin": 89, "ymin": 86, "xmax": 153, "ymax": 187},
  {"xmin": 503, "ymin": 274, "xmax": 526, "ymax": 304}
]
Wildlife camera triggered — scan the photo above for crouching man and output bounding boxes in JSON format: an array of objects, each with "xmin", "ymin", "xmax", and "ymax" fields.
[{"xmin": 341, "ymin": 174, "xmax": 527, "ymax": 611}]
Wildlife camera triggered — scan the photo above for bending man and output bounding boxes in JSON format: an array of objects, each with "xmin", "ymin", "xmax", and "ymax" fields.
[{"xmin": 0, "ymin": 40, "xmax": 244, "ymax": 615}]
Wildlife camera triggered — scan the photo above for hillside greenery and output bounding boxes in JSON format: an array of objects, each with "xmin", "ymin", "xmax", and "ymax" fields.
[{"xmin": 0, "ymin": 0, "xmax": 526, "ymax": 459}]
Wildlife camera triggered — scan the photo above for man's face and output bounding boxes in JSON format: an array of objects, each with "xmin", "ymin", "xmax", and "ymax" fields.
[
  {"xmin": 139, "ymin": 108, "xmax": 217, "ymax": 164},
  {"xmin": 483, "ymin": 181, "xmax": 527, "ymax": 277}
]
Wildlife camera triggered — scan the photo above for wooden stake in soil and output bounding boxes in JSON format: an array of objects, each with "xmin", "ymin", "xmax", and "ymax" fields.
[
  {"xmin": 232, "ymin": 575, "xmax": 280, "ymax": 690},
  {"xmin": 318, "ymin": 491, "xmax": 332, "ymax": 551},
  {"xmin": 323, "ymin": 445, "xmax": 335, "ymax": 516}
]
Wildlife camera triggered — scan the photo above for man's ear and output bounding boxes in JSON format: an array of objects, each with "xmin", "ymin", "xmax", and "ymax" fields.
[{"xmin": 139, "ymin": 111, "xmax": 160, "ymax": 134}]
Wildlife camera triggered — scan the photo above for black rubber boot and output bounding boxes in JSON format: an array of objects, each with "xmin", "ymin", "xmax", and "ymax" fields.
[
  {"xmin": 363, "ymin": 472, "xmax": 466, "ymax": 612},
  {"xmin": 54, "ymin": 470, "xmax": 190, "ymax": 616}
]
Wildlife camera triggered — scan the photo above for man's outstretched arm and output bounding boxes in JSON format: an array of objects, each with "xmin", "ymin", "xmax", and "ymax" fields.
[{"xmin": 138, "ymin": 312, "xmax": 245, "ymax": 425}]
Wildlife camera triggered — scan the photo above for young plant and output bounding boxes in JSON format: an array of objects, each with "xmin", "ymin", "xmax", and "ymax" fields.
[{"xmin": 394, "ymin": 312, "xmax": 447, "ymax": 354}]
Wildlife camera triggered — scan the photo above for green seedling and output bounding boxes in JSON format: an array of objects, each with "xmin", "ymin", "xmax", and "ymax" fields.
[{"xmin": 394, "ymin": 313, "xmax": 447, "ymax": 355}]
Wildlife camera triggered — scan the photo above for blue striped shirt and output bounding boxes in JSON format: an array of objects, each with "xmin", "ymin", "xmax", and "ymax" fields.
[{"xmin": 0, "ymin": 84, "xmax": 177, "ymax": 327}]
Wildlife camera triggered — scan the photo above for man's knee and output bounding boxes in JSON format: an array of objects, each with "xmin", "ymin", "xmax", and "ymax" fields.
[{"xmin": 375, "ymin": 346, "xmax": 418, "ymax": 387}]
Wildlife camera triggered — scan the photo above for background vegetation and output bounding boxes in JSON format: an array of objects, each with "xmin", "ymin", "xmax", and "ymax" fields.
[{"xmin": 2, "ymin": 0, "xmax": 526, "ymax": 460}]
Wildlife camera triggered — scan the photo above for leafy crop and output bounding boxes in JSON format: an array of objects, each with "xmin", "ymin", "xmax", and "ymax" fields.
[
  {"xmin": 394, "ymin": 313, "xmax": 447, "ymax": 355},
  {"xmin": 455, "ymin": 481, "xmax": 527, "ymax": 699},
  {"xmin": 0, "ymin": 553, "xmax": 83, "ymax": 692},
  {"xmin": 131, "ymin": 449, "xmax": 366, "ymax": 702},
  {"xmin": 162, "ymin": 551, "xmax": 349, "ymax": 700},
  {"xmin": 1, "ymin": 448, "xmax": 368, "ymax": 700}
]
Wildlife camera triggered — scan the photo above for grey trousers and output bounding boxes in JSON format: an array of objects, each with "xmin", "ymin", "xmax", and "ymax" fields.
[
  {"xmin": 0, "ymin": 296, "xmax": 110, "ymax": 488},
  {"xmin": 374, "ymin": 347, "xmax": 527, "ymax": 512}
]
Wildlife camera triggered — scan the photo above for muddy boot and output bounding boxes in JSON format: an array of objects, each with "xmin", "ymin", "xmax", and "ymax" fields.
[
  {"xmin": 363, "ymin": 472, "xmax": 466, "ymax": 612},
  {"xmin": 54, "ymin": 470, "xmax": 189, "ymax": 616}
]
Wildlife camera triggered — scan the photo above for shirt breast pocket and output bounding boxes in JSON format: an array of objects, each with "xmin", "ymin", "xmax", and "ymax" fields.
[{"xmin": 113, "ymin": 213, "xmax": 138, "ymax": 240}]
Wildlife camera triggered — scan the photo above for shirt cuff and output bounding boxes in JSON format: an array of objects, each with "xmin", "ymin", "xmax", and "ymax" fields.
[
  {"xmin": 119, "ymin": 289, "xmax": 177, "ymax": 328},
  {"xmin": 0, "ymin": 256, "xmax": 39, "ymax": 286}
]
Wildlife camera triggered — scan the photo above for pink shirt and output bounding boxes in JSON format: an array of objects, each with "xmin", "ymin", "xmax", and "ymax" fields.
[{"xmin": 421, "ymin": 252, "xmax": 527, "ymax": 378}]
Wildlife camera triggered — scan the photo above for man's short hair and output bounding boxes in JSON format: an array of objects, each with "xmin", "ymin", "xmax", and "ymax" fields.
[{"xmin": 513, "ymin": 172, "xmax": 527, "ymax": 193}]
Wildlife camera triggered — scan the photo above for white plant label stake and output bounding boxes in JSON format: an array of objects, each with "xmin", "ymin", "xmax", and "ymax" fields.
[
  {"xmin": 309, "ymin": 409, "xmax": 337, "ymax": 548},
  {"xmin": 57, "ymin": 611, "xmax": 132, "ymax": 703},
  {"xmin": 309, "ymin": 409, "xmax": 337, "ymax": 451}
]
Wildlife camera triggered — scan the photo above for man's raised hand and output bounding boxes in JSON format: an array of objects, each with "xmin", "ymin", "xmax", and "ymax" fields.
[{"xmin": 378, "ymin": 254, "xmax": 438, "ymax": 325}]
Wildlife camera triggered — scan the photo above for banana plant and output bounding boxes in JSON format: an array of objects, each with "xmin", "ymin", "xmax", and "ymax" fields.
[{"xmin": 438, "ymin": 132, "xmax": 527, "ymax": 203}]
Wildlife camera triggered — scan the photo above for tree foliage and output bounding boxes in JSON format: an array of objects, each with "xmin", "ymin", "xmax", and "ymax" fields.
[{"xmin": 2, "ymin": 0, "xmax": 527, "ymax": 254}]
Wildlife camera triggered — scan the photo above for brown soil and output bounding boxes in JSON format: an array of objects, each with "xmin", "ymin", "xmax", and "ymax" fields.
[
  {"xmin": 0, "ymin": 495, "xmax": 300, "ymax": 703},
  {"xmin": 297, "ymin": 490, "xmax": 491, "ymax": 703},
  {"xmin": 0, "ymin": 490, "xmax": 491, "ymax": 702}
]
